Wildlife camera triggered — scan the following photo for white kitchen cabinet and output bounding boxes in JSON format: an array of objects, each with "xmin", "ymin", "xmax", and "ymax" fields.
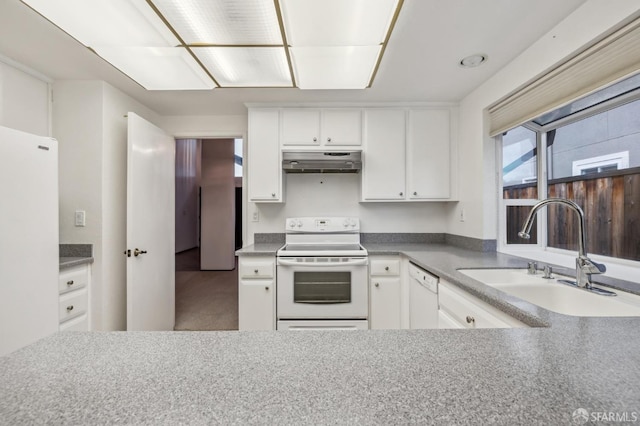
[
  {"xmin": 238, "ymin": 256, "xmax": 276, "ymax": 331},
  {"xmin": 361, "ymin": 107, "xmax": 456, "ymax": 202},
  {"xmin": 438, "ymin": 279, "xmax": 526, "ymax": 329},
  {"xmin": 58, "ymin": 263, "xmax": 91, "ymax": 331},
  {"xmin": 407, "ymin": 109, "xmax": 451, "ymax": 199},
  {"xmin": 361, "ymin": 109, "xmax": 406, "ymax": 200},
  {"xmin": 281, "ymin": 108, "xmax": 362, "ymax": 147},
  {"xmin": 248, "ymin": 109, "xmax": 282, "ymax": 202},
  {"xmin": 369, "ymin": 256, "xmax": 402, "ymax": 329}
]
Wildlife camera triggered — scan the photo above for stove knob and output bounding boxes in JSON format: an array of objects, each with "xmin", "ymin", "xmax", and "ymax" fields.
[
  {"xmin": 350, "ymin": 219, "xmax": 357, "ymax": 227},
  {"xmin": 288, "ymin": 220, "xmax": 296, "ymax": 228},
  {"xmin": 343, "ymin": 219, "xmax": 349, "ymax": 228},
  {"xmin": 296, "ymin": 220, "xmax": 303, "ymax": 228}
]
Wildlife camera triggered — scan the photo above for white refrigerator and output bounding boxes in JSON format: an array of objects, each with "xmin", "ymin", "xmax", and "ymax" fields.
[{"xmin": 0, "ymin": 125, "xmax": 59, "ymax": 356}]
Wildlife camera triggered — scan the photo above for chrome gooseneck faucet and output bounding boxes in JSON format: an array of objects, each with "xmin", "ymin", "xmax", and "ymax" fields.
[{"xmin": 518, "ymin": 198, "xmax": 606, "ymax": 289}]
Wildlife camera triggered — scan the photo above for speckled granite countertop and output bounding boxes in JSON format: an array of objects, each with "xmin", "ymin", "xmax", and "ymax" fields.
[
  {"xmin": 59, "ymin": 256, "xmax": 94, "ymax": 269},
  {"xmin": 59, "ymin": 244, "xmax": 94, "ymax": 270},
  {"xmin": 1, "ymin": 243, "xmax": 639, "ymax": 424}
]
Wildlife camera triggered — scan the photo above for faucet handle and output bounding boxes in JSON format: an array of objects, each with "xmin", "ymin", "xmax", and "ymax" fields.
[
  {"xmin": 527, "ymin": 261, "xmax": 537, "ymax": 275},
  {"xmin": 580, "ymin": 257, "xmax": 606, "ymax": 274}
]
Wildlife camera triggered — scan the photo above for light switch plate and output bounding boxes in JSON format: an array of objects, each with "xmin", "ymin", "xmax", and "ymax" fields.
[
  {"xmin": 75, "ymin": 210, "xmax": 86, "ymax": 227},
  {"xmin": 252, "ymin": 210, "xmax": 259, "ymax": 222}
]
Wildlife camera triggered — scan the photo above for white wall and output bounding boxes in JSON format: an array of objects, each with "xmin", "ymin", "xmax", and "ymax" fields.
[
  {"xmin": 0, "ymin": 57, "xmax": 50, "ymax": 136},
  {"xmin": 249, "ymin": 174, "xmax": 448, "ymax": 241},
  {"xmin": 447, "ymin": 0, "xmax": 640, "ymax": 240},
  {"xmin": 55, "ymin": 80, "xmax": 161, "ymax": 331}
]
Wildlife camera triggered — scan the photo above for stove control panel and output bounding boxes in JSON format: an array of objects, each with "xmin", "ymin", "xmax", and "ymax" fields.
[{"xmin": 285, "ymin": 217, "xmax": 360, "ymax": 233}]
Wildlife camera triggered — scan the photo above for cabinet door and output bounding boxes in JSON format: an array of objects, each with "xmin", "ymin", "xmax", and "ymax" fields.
[
  {"xmin": 248, "ymin": 109, "xmax": 282, "ymax": 202},
  {"xmin": 438, "ymin": 281, "xmax": 526, "ymax": 328},
  {"xmin": 362, "ymin": 109, "xmax": 406, "ymax": 200},
  {"xmin": 239, "ymin": 279, "xmax": 275, "ymax": 330},
  {"xmin": 370, "ymin": 277, "xmax": 401, "ymax": 329},
  {"xmin": 281, "ymin": 109, "xmax": 321, "ymax": 146},
  {"xmin": 321, "ymin": 109, "xmax": 362, "ymax": 146},
  {"xmin": 407, "ymin": 109, "xmax": 451, "ymax": 199}
]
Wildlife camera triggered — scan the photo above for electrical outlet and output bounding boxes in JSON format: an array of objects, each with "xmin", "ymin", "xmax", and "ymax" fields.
[
  {"xmin": 75, "ymin": 210, "xmax": 86, "ymax": 227},
  {"xmin": 252, "ymin": 210, "xmax": 259, "ymax": 222},
  {"xmin": 460, "ymin": 207, "xmax": 465, "ymax": 222}
]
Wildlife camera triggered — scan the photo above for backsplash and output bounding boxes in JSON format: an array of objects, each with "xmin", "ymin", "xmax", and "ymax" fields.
[{"xmin": 253, "ymin": 233, "xmax": 496, "ymax": 252}]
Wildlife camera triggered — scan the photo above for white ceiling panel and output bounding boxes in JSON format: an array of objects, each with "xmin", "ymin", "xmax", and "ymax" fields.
[
  {"xmin": 193, "ymin": 47, "xmax": 291, "ymax": 87},
  {"xmin": 151, "ymin": 0, "xmax": 282, "ymax": 45}
]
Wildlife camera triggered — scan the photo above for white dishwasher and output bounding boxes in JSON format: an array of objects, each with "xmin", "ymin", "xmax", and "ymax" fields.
[{"xmin": 408, "ymin": 262, "xmax": 439, "ymax": 329}]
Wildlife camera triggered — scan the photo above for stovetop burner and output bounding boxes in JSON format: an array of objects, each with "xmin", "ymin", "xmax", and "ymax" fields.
[{"xmin": 277, "ymin": 217, "xmax": 367, "ymax": 258}]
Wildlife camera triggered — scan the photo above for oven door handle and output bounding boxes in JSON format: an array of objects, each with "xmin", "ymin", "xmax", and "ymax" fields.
[{"xmin": 277, "ymin": 258, "xmax": 368, "ymax": 267}]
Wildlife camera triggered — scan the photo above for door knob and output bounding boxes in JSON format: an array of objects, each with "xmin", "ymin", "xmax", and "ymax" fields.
[{"xmin": 134, "ymin": 248, "xmax": 147, "ymax": 257}]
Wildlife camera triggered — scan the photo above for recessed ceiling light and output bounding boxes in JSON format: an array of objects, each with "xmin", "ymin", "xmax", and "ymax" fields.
[{"xmin": 459, "ymin": 54, "xmax": 488, "ymax": 68}]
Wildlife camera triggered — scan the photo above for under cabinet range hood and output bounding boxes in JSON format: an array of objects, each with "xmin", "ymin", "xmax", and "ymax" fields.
[{"xmin": 282, "ymin": 151, "xmax": 362, "ymax": 173}]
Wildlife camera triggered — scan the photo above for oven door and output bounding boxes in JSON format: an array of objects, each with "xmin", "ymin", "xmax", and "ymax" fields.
[{"xmin": 277, "ymin": 257, "xmax": 368, "ymax": 319}]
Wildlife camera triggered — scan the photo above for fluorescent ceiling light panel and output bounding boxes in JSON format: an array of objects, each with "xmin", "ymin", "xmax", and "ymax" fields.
[
  {"xmin": 151, "ymin": 0, "xmax": 282, "ymax": 45},
  {"xmin": 290, "ymin": 46, "xmax": 381, "ymax": 89},
  {"xmin": 280, "ymin": 0, "xmax": 398, "ymax": 46},
  {"xmin": 95, "ymin": 47, "xmax": 215, "ymax": 90},
  {"xmin": 22, "ymin": 0, "xmax": 178, "ymax": 47},
  {"xmin": 193, "ymin": 47, "xmax": 291, "ymax": 87}
]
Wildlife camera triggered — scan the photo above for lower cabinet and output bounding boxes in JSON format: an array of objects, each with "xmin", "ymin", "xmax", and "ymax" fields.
[
  {"xmin": 58, "ymin": 263, "xmax": 91, "ymax": 331},
  {"xmin": 438, "ymin": 279, "xmax": 526, "ymax": 329},
  {"xmin": 369, "ymin": 256, "xmax": 402, "ymax": 329},
  {"xmin": 238, "ymin": 256, "xmax": 276, "ymax": 331}
]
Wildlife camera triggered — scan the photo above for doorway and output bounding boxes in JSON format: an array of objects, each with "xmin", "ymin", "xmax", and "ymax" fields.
[{"xmin": 174, "ymin": 137, "xmax": 243, "ymax": 330}]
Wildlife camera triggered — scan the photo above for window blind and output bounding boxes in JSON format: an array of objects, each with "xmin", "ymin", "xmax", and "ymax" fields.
[{"xmin": 488, "ymin": 16, "xmax": 640, "ymax": 137}]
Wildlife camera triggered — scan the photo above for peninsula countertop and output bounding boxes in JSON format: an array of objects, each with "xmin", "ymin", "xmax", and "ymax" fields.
[{"xmin": 2, "ymin": 244, "xmax": 639, "ymax": 424}]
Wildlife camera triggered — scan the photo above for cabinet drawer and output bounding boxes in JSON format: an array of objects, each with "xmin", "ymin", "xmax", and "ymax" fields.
[
  {"xmin": 59, "ymin": 288, "xmax": 88, "ymax": 323},
  {"xmin": 439, "ymin": 283, "xmax": 524, "ymax": 329},
  {"xmin": 59, "ymin": 314, "xmax": 88, "ymax": 331},
  {"xmin": 370, "ymin": 259, "xmax": 400, "ymax": 276},
  {"xmin": 59, "ymin": 266, "xmax": 88, "ymax": 294},
  {"xmin": 239, "ymin": 261, "xmax": 274, "ymax": 279}
]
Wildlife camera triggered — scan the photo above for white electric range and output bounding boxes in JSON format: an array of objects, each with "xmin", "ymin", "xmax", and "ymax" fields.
[{"xmin": 276, "ymin": 217, "xmax": 369, "ymax": 330}]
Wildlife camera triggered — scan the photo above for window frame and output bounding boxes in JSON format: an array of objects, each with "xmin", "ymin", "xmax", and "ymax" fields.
[{"xmin": 496, "ymin": 87, "xmax": 640, "ymax": 274}]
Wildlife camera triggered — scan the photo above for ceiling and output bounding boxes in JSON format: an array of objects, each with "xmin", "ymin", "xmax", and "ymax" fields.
[{"xmin": 0, "ymin": 0, "xmax": 587, "ymax": 116}]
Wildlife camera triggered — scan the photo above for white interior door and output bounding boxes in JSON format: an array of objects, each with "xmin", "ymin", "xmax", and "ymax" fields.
[{"xmin": 126, "ymin": 112, "xmax": 175, "ymax": 331}]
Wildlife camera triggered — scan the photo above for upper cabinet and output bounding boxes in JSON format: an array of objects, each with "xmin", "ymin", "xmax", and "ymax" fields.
[
  {"xmin": 247, "ymin": 105, "xmax": 456, "ymax": 203},
  {"xmin": 361, "ymin": 107, "xmax": 457, "ymax": 202},
  {"xmin": 281, "ymin": 108, "xmax": 362, "ymax": 147},
  {"xmin": 361, "ymin": 109, "xmax": 406, "ymax": 200},
  {"xmin": 248, "ymin": 109, "xmax": 283, "ymax": 202},
  {"xmin": 407, "ymin": 109, "xmax": 452, "ymax": 200}
]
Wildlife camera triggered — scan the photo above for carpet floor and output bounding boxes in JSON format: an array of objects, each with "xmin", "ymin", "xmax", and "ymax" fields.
[{"xmin": 174, "ymin": 248, "xmax": 239, "ymax": 331}]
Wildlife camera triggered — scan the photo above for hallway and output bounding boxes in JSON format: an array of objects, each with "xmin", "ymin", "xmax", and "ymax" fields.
[{"xmin": 174, "ymin": 248, "xmax": 239, "ymax": 331}]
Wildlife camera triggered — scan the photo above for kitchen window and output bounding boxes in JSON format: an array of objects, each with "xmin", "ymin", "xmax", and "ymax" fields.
[{"xmin": 498, "ymin": 74, "xmax": 640, "ymax": 265}]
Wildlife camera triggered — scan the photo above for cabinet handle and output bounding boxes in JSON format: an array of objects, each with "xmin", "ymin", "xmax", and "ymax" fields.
[
  {"xmin": 67, "ymin": 305, "xmax": 74, "ymax": 312},
  {"xmin": 271, "ymin": 193, "xmax": 276, "ymax": 197},
  {"xmin": 254, "ymin": 269, "xmax": 259, "ymax": 274},
  {"xmin": 67, "ymin": 280, "xmax": 74, "ymax": 286},
  {"xmin": 413, "ymin": 191, "xmax": 418, "ymax": 196},
  {"xmin": 265, "ymin": 286, "xmax": 269, "ymax": 291},
  {"xmin": 374, "ymin": 282, "xmax": 379, "ymax": 287},
  {"xmin": 399, "ymin": 192, "xmax": 403, "ymax": 196},
  {"xmin": 327, "ymin": 137, "xmax": 332, "ymax": 142},
  {"xmin": 312, "ymin": 137, "xmax": 317, "ymax": 142},
  {"xmin": 466, "ymin": 315, "xmax": 475, "ymax": 324},
  {"xmin": 384, "ymin": 266, "xmax": 389, "ymax": 271}
]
